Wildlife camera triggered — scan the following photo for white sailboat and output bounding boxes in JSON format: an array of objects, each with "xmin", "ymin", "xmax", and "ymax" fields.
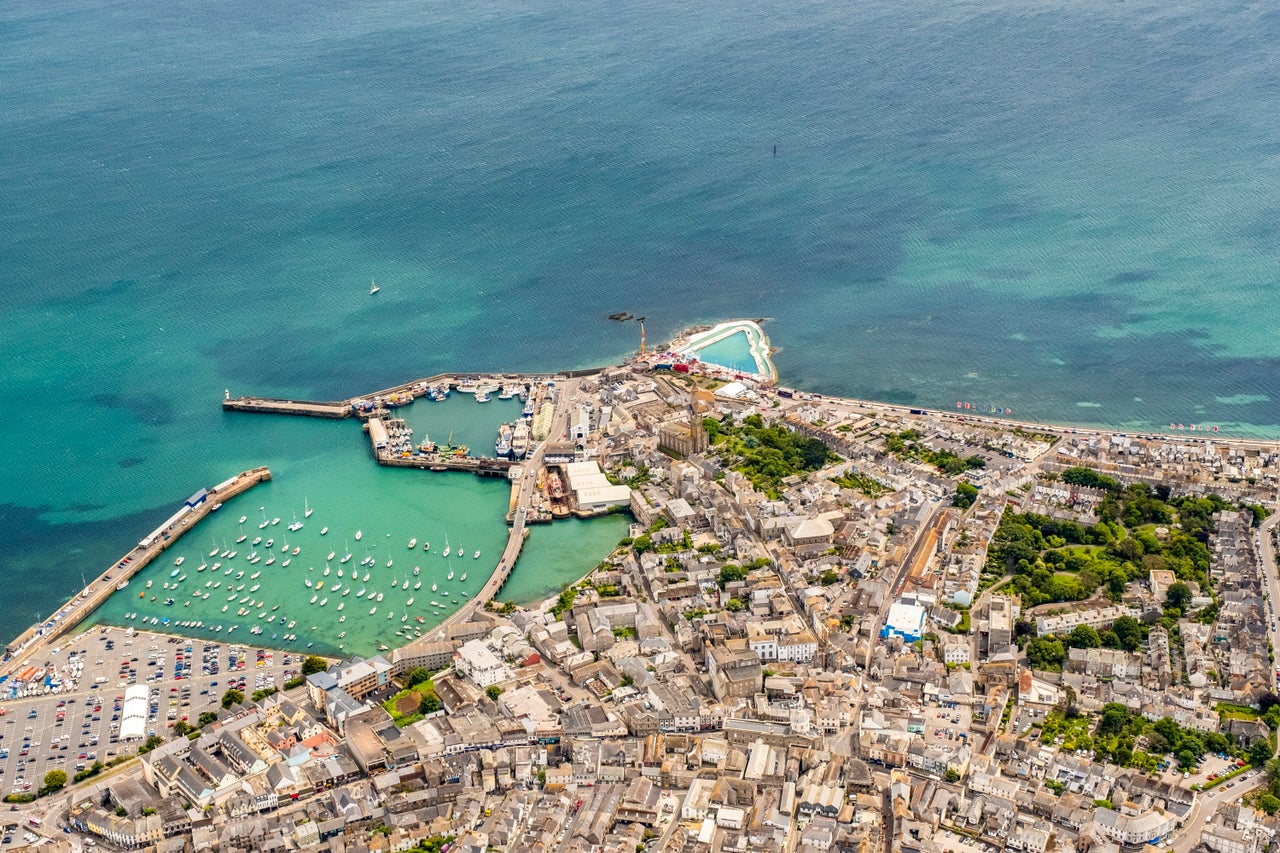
[
  {"xmin": 304, "ymin": 497, "xmax": 313, "ymax": 518},
  {"xmin": 369, "ymin": 278, "xmax": 380, "ymax": 295},
  {"xmin": 442, "ymin": 534, "xmax": 450, "ymax": 558}
]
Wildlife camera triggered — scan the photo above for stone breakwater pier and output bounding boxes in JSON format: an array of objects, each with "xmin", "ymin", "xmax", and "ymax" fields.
[{"xmin": 2, "ymin": 467, "xmax": 271, "ymax": 669}]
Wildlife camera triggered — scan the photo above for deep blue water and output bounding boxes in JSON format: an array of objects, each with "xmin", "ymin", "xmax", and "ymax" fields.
[{"xmin": 2, "ymin": 0, "xmax": 1280, "ymax": 644}]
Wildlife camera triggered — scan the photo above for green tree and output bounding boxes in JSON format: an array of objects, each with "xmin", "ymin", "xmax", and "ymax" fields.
[
  {"xmin": 945, "ymin": 768, "xmax": 960, "ymax": 783},
  {"xmin": 1112, "ymin": 616, "xmax": 1144, "ymax": 652},
  {"xmin": 954, "ymin": 481, "xmax": 979, "ymax": 509},
  {"xmin": 172, "ymin": 720, "xmax": 193, "ymax": 737},
  {"xmin": 820, "ymin": 569, "xmax": 840, "ymax": 586},
  {"xmin": 42, "ymin": 769, "xmax": 66, "ymax": 792},
  {"xmin": 405, "ymin": 667, "xmax": 432, "ymax": 688},
  {"xmin": 717, "ymin": 564, "xmax": 748, "ymax": 588},
  {"xmin": 485, "ymin": 685, "xmax": 504, "ymax": 702},
  {"xmin": 419, "ymin": 693, "xmax": 441, "ymax": 715},
  {"xmin": 1068, "ymin": 625, "xmax": 1101, "ymax": 649},
  {"xmin": 301, "ymin": 655, "xmax": 328, "ymax": 675},
  {"xmin": 1165, "ymin": 582, "xmax": 1193, "ymax": 613},
  {"xmin": 1026, "ymin": 637, "xmax": 1067, "ymax": 670},
  {"xmin": 1259, "ymin": 793, "xmax": 1280, "ymax": 815},
  {"xmin": 221, "ymin": 688, "xmax": 245, "ymax": 709},
  {"xmin": 138, "ymin": 734, "xmax": 164, "ymax": 754},
  {"xmin": 1097, "ymin": 703, "xmax": 1131, "ymax": 737},
  {"xmin": 1250, "ymin": 739, "xmax": 1273, "ymax": 766},
  {"xmin": 197, "ymin": 711, "xmax": 219, "ymax": 728}
]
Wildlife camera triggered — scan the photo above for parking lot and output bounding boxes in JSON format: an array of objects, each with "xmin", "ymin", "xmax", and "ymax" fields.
[
  {"xmin": 0, "ymin": 626, "xmax": 302, "ymax": 805},
  {"xmin": 924, "ymin": 700, "xmax": 973, "ymax": 750}
]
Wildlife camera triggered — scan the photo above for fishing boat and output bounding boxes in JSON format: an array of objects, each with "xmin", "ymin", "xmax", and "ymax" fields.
[
  {"xmin": 145, "ymin": 579, "xmax": 154, "ymax": 589},
  {"xmin": 476, "ymin": 391, "xmax": 491, "ymax": 403},
  {"xmin": 412, "ymin": 565, "xmax": 420, "ymax": 576},
  {"xmin": 305, "ymin": 497, "xmax": 313, "ymax": 518},
  {"xmin": 423, "ymin": 541, "xmax": 430, "ymax": 551},
  {"xmin": 170, "ymin": 568, "xmax": 181, "ymax": 578},
  {"xmin": 305, "ymin": 578, "xmax": 312, "ymax": 588},
  {"xmin": 265, "ymin": 538, "xmax": 273, "ymax": 548},
  {"xmin": 415, "ymin": 616, "xmax": 425, "ymax": 624},
  {"xmin": 408, "ymin": 538, "xmax": 417, "ymax": 549},
  {"xmin": 315, "ymin": 580, "xmax": 324, "ymax": 590}
]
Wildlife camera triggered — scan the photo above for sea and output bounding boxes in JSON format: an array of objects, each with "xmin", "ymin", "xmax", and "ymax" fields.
[{"xmin": 2, "ymin": 0, "xmax": 1280, "ymax": 652}]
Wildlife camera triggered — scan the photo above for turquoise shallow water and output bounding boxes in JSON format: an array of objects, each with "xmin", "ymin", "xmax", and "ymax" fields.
[
  {"xmin": 3, "ymin": 0, "xmax": 1280, "ymax": 644},
  {"xmin": 691, "ymin": 332, "xmax": 759, "ymax": 375}
]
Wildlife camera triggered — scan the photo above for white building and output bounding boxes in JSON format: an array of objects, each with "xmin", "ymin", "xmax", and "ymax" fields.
[
  {"xmin": 453, "ymin": 640, "xmax": 511, "ymax": 689},
  {"xmin": 1091, "ymin": 806, "xmax": 1175, "ymax": 846}
]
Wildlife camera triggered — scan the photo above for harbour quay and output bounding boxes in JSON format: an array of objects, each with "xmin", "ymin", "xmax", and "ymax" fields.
[{"xmin": 2, "ymin": 468, "xmax": 271, "ymax": 670}]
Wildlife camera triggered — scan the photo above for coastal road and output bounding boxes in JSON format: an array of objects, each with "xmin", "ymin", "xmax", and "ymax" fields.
[
  {"xmin": 1167, "ymin": 769, "xmax": 1263, "ymax": 853},
  {"xmin": 425, "ymin": 378, "xmax": 579, "ymax": 641},
  {"xmin": 1255, "ymin": 508, "xmax": 1280, "ymax": 693}
]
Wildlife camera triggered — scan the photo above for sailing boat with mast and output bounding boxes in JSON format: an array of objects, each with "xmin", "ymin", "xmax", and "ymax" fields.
[
  {"xmin": 304, "ymin": 497, "xmax": 313, "ymax": 518},
  {"xmin": 369, "ymin": 278, "xmax": 380, "ymax": 295}
]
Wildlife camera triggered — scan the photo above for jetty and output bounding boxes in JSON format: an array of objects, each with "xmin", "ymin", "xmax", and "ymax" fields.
[
  {"xmin": 221, "ymin": 396, "xmax": 350, "ymax": 419},
  {"xmin": 2, "ymin": 467, "xmax": 271, "ymax": 667}
]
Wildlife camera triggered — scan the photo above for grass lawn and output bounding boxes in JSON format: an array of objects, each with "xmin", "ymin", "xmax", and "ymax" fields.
[{"xmin": 382, "ymin": 687, "xmax": 427, "ymax": 727}]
